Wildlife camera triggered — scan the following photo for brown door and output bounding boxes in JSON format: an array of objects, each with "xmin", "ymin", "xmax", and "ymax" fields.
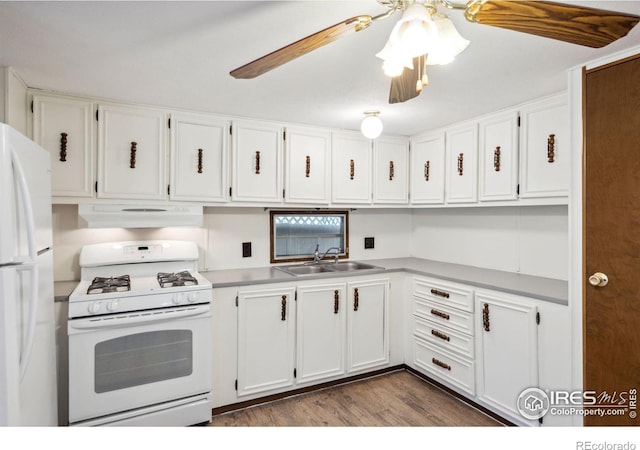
[{"xmin": 584, "ymin": 54, "xmax": 640, "ymax": 426}]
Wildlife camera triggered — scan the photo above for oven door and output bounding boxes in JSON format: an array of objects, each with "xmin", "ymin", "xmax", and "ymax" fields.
[{"xmin": 67, "ymin": 304, "xmax": 212, "ymax": 424}]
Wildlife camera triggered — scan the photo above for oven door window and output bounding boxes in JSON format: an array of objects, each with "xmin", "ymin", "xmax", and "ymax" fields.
[{"xmin": 94, "ymin": 330, "xmax": 193, "ymax": 393}]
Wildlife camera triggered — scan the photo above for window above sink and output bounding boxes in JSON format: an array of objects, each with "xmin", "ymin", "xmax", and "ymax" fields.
[{"xmin": 270, "ymin": 210, "xmax": 348, "ymax": 263}]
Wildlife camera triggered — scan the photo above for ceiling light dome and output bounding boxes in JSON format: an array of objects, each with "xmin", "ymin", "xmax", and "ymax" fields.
[{"xmin": 361, "ymin": 111, "xmax": 383, "ymax": 139}]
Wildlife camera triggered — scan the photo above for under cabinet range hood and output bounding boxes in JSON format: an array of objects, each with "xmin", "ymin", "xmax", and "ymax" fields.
[{"xmin": 78, "ymin": 204, "xmax": 203, "ymax": 228}]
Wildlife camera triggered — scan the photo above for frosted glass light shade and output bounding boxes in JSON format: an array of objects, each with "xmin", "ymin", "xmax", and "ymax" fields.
[
  {"xmin": 361, "ymin": 114, "xmax": 383, "ymax": 139},
  {"xmin": 427, "ymin": 15, "xmax": 470, "ymax": 66}
]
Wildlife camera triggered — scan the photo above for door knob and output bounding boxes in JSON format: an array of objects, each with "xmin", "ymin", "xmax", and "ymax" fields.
[{"xmin": 588, "ymin": 272, "xmax": 609, "ymax": 287}]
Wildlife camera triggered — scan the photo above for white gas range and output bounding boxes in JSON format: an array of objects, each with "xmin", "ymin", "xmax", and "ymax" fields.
[{"xmin": 67, "ymin": 240, "xmax": 213, "ymax": 427}]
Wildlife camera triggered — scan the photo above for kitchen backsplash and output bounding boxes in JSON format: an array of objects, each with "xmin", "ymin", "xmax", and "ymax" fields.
[{"xmin": 51, "ymin": 204, "xmax": 567, "ymax": 282}]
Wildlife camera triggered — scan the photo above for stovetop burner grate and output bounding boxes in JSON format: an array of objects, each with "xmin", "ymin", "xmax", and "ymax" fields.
[
  {"xmin": 87, "ymin": 275, "xmax": 131, "ymax": 294},
  {"xmin": 157, "ymin": 271, "xmax": 198, "ymax": 288}
]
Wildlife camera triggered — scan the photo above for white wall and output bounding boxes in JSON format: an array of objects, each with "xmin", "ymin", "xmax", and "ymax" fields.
[
  {"xmin": 52, "ymin": 203, "xmax": 567, "ymax": 281},
  {"xmin": 411, "ymin": 205, "xmax": 568, "ymax": 280},
  {"xmin": 52, "ymin": 205, "xmax": 413, "ymax": 281}
]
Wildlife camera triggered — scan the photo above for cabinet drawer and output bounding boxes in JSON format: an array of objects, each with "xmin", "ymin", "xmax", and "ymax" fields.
[
  {"xmin": 414, "ymin": 298, "xmax": 474, "ymax": 335},
  {"xmin": 413, "ymin": 339, "xmax": 475, "ymax": 396},
  {"xmin": 413, "ymin": 315, "xmax": 474, "ymax": 359},
  {"xmin": 413, "ymin": 278, "xmax": 473, "ymax": 312}
]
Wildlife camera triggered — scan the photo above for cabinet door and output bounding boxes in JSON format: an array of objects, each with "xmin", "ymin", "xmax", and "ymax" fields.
[
  {"xmin": 478, "ymin": 110, "xmax": 519, "ymax": 201},
  {"xmin": 231, "ymin": 120, "xmax": 283, "ymax": 203},
  {"xmin": 331, "ymin": 131, "xmax": 372, "ymax": 204},
  {"xmin": 237, "ymin": 286, "xmax": 296, "ymax": 397},
  {"xmin": 32, "ymin": 94, "xmax": 95, "ymax": 198},
  {"xmin": 284, "ymin": 126, "xmax": 330, "ymax": 204},
  {"xmin": 410, "ymin": 132, "xmax": 445, "ymax": 204},
  {"xmin": 347, "ymin": 279, "xmax": 389, "ymax": 373},
  {"xmin": 296, "ymin": 283, "xmax": 346, "ymax": 384},
  {"xmin": 475, "ymin": 291, "xmax": 539, "ymax": 425},
  {"xmin": 519, "ymin": 94, "xmax": 569, "ymax": 198},
  {"xmin": 97, "ymin": 103, "xmax": 166, "ymax": 200},
  {"xmin": 170, "ymin": 113, "xmax": 228, "ymax": 202},
  {"xmin": 373, "ymin": 137, "xmax": 409, "ymax": 204},
  {"xmin": 445, "ymin": 123, "xmax": 478, "ymax": 203}
]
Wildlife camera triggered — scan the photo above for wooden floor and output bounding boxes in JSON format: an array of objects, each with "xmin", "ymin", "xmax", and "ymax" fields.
[{"xmin": 209, "ymin": 370, "xmax": 501, "ymax": 427}]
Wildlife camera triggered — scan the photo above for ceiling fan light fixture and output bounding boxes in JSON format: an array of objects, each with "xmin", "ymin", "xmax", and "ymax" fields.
[
  {"xmin": 361, "ymin": 111, "xmax": 383, "ymax": 139},
  {"xmin": 426, "ymin": 14, "xmax": 470, "ymax": 66}
]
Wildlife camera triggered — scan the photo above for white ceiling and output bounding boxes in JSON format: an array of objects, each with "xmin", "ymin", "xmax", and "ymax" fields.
[{"xmin": 1, "ymin": 1, "xmax": 639, "ymax": 137}]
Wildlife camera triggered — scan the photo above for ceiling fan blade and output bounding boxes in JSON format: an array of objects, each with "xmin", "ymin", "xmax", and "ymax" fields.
[
  {"xmin": 230, "ymin": 15, "xmax": 372, "ymax": 79},
  {"xmin": 465, "ymin": 0, "xmax": 640, "ymax": 48},
  {"xmin": 389, "ymin": 57, "xmax": 423, "ymax": 104}
]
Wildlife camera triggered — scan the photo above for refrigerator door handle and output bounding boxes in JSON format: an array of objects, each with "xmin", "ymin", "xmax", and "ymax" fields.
[{"xmin": 11, "ymin": 147, "xmax": 39, "ymax": 381}]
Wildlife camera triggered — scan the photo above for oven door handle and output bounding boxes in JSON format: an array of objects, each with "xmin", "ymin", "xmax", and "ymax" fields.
[{"xmin": 68, "ymin": 305, "xmax": 211, "ymax": 332}]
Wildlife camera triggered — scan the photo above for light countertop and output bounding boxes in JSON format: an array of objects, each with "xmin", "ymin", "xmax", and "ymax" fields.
[{"xmin": 202, "ymin": 257, "xmax": 568, "ymax": 305}]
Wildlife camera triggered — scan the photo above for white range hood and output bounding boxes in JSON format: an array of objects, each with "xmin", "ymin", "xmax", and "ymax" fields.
[{"xmin": 78, "ymin": 204, "xmax": 203, "ymax": 228}]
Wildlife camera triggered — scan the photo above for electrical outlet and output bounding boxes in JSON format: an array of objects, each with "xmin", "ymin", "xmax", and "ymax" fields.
[
  {"xmin": 364, "ymin": 237, "xmax": 375, "ymax": 249},
  {"xmin": 242, "ymin": 242, "xmax": 252, "ymax": 258}
]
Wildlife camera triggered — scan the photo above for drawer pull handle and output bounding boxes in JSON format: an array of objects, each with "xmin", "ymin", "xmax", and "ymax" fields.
[
  {"xmin": 197, "ymin": 148, "xmax": 203, "ymax": 174},
  {"xmin": 430, "ymin": 308, "xmax": 450, "ymax": 320},
  {"xmin": 457, "ymin": 153, "xmax": 464, "ymax": 176},
  {"xmin": 424, "ymin": 160, "xmax": 430, "ymax": 181},
  {"xmin": 59, "ymin": 132, "xmax": 68, "ymax": 162},
  {"xmin": 130, "ymin": 141, "xmax": 137, "ymax": 169},
  {"xmin": 494, "ymin": 146, "xmax": 501, "ymax": 171},
  {"xmin": 353, "ymin": 288, "xmax": 359, "ymax": 312},
  {"xmin": 483, "ymin": 302, "xmax": 490, "ymax": 332},
  {"xmin": 305, "ymin": 155, "xmax": 311, "ymax": 178},
  {"xmin": 334, "ymin": 290, "xmax": 339, "ymax": 314},
  {"xmin": 547, "ymin": 134, "xmax": 555, "ymax": 163},
  {"xmin": 255, "ymin": 151, "xmax": 261, "ymax": 174},
  {"xmin": 281, "ymin": 295, "xmax": 287, "ymax": 321},
  {"xmin": 389, "ymin": 160, "xmax": 394, "ymax": 180},
  {"xmin": 431, "ymin": 329, "xmax": 450, "ymax": 342},
  {"xmin": 349, "ymin": 159, "xmax": 355, "ymax": 180},
  {"xmin": 430, "ymin": 288, "xmax": 450, "ymax": 299},
  {"xmin": 432, "ymin": 358, "xmax": 451, "ymax": 371}
]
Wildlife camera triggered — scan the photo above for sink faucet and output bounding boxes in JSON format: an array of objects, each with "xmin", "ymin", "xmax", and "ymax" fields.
[
  {"xmin": 312, "ymin": 244, "xmax": 321, "ymax": 264},
  {"xmin": 322, "ymin": 247, "xmax": 342, "ymax": 263}
]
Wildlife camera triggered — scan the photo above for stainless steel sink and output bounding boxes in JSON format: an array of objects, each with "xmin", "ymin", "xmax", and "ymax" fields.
[{"xmin": 275, "ymin": 261, "xmax": 382, "ymax": 276}]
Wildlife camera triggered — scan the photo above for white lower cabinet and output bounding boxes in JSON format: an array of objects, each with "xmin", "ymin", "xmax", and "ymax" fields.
[
  {"xmin": 346, "ymin": 279, "xmax": 389, "ymax": 373},
  {"xmin": 236, "ymin": 285, "xmax": 296, "ymax": 397},
  {"xmin": 475, "ymin": 290, "xmax": 539, "ymax": 426},
  {"xmin": 229, "ymin": 276, "xmax": 391, "ymax": 403},
  {"xmin": 410, "ymin": 277, "xmax": 475, "ymax": 395},
  {"xmin": 296, "ymin": 282, "xmax": 347, "ymax": 384}
]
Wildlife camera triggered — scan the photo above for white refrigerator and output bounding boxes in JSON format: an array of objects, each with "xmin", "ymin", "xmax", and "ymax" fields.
[{"xmin": 0, "ymin": 123, "xmax": 57, "ymax": 426}]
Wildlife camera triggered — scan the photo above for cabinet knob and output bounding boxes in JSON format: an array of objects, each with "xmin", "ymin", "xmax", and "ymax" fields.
[
  {"xmin": 130, "ymin": 141, "xmax": 137, "ymax": 169},
  {"xmin": 588, "ymin": 272, "xmax": 609, "ymax": 287},
  {"xmin": 59, "ymin": 132, "xmax": 68, "ymax": 162},
  {"xmin": 547, "ymin": 134, "xmax": 556, "ymax": 163}
]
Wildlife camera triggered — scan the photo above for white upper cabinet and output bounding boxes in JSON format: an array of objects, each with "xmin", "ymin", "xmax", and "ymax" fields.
[
  {"xmin": 373, "ymin": 136, "xmax": 409, "ymax": 204},
  {"xmin": 231, "ymin": 119, "xmax": 283, "ymax": 203},
  {"xmin": 331, "ymin": 131, "xmax": 372, "ymax": 204},
  {"xmin": 445, "ymin": 122, "xmax": 478, "ymax": 203},
  {"xmin": 518, "ymin": 94, "xmax": 569, "ymax": 198},
  {"xmin": 284, "ymin": 126, "xmax": 331, "ymax": 204},
  {"xmin": 478, "ymin": 110, "xmax": 519, "ymax": 202},
  {"xmin": 169, "ymin": 113, "xmax": 228, "ymax": 202},
  {"xmin": 32, "ymin": 93, "xmax": 95, "ymax": 198},
  {"xmin": 97, "ymin": 103, "xmax": 166, "ymax": 200},
  {"xmin": 410, "ymin": 131, "xmax": 445, "ymax": 204}
]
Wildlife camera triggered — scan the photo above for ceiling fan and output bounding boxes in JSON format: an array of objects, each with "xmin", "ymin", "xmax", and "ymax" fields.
[{"xmin": 230, "ymin": 0, "xmax": 640, "ymax": 104}]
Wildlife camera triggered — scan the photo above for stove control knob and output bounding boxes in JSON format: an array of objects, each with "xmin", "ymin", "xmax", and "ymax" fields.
[
  {"xmin": 88, "ymin": 301, "xmax": 102, "ymax": 314},
  {"xmin": 107, "ymin": 299, "xmax": 119, "ymax": 312},
  {"xmin": 187, "ymin": 292, "xmax": 199, "ymax": 303},
  {"xmin": 173, "ymin": 293, "xmax": 184, "ymax": 305}
]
